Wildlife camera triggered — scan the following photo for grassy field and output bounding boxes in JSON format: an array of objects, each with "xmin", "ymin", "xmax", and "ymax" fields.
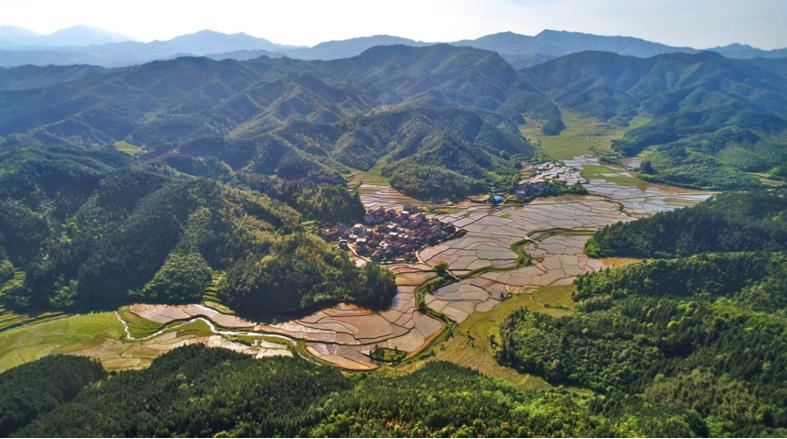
[
  {"xmin": 580, "ymin": 163, "xmax": 644, "ymax": 187},
  {"xmin": 0, "ymin": 312, "xmax": 123, "ymax": 372},
  {"xmin": 349, "ymin": 155, "xmax": 390, "ymax": 186},
  {"xmin": 116, "ymin": 308, "xmax": 167, "ymax": 339},
  {"xmin": 113, "ymin": 141, "xmax": 145, "ymax": 155},
  {"xmin": 521, "ymin": 111, "xmax": 650, "ymax": 160},
  {"xmin": 403, "ymin": 284, "xmax": 576, "ymax": 391},
  {"xmin": 748, "ymin": 172, "xmax": 785, "ymax": 187},
  {"xmin": 172, "ymin": 319, "xmax": 215, "ymax": 338},
  {"xmin": 201, "ymin": 271, "xmax": 236, "ymax": 315},
  {"xmin": 0, "ymin": 307, "xmax": 64, "ymax": 332}
]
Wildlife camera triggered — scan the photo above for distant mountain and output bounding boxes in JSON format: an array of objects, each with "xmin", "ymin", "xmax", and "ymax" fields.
[
  {"xmin": 455, "ymin": 30, "xmax": 787, "ymax": 65},
  {"xmin": 0, "ymin": 32, "xmax": 784, "ymax": 192},
  {"xmin": 709, "ymin": 43, "xmax": 787, "ymax": 60},
  {"xmin": 283, "ymin": 35, "xmax": 427, "ymax": 60},
  {"xmin": 0, "ymin": 29, "xmax": 296, "ymax": 67},
  {"xmin": 1, "ymin": 27, "xmax": 785, "ymax": 68},
  {"xmin": 0, "ymin": 25, "xmax": 38, "ymax": 47},
  {"xmin": 0, "ymin": 45, "xmax": 544, "ymax": 197},
  {"xmin": 454, "ymin": 30, "xmax": 696, "ymax": 58},
  {"xmin": 0, "ymin": 49, "xmax": 82, "ymax": 67},
  {"xmin": 152, "ymin": 29, "xmax": 291, "ymax": 55},
  {"xmin": 206, "ymin": 49, "xmax": 285, "ymax": 61},
  {"xmin": 35, "ymin": 25, "xmax": 134, "ymax": 47},
  {"xmin": 0, "ymin": 25, "xmax": 134, "ymax": 48}
]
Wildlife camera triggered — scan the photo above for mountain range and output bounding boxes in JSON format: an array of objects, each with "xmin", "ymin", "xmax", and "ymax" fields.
[
  {"xmin": 524, "ymin": 50, "xmax": 787, "ymax": 188},
  {"xmin": 1, "ymin": 42, "xmax": 784, "ymax": 194},
  {"xmin": 0, "ymin": 44, "xmax": 548, "ymax": 198},
  {"xmin": 0, "ymin": 25, "xmax": 134, "ymax": 48},
  {"xmin": 1, "ymin": 26, "xmax": 786, "ymax": 68}
]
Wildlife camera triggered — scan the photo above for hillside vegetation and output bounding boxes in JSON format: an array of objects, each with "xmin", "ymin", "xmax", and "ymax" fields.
[
  {"xmin": 2, "ymin": 345, "xmax": 718, "ymax": 437},
  {"xmin": 0, "ymin": 45, "xmax": 548, "ymax": 199},
  {"xmin": 499, "ymin": 252, "xmax": 786, "ymax": 436},
  {"xmin": 499, "ymin": 190, "xmax": 787, "ymax": 437},
  {"xmin": 0, "ymin": 355, "xmax": 105, "ymax": 436},
  {"xmin": 586, "ymin": 190, "xmax": 787, "ymax": 258},
  {"xmin": 0, "ymin": 145, "xmax": 394, "ymax": 317},
  {"xmin": 3, "ymin": 46, "xmax": 785, "ymax": 193},
  {"xmin": 525, "ymin": 51, "xmax": 787, "ymax": 188}
]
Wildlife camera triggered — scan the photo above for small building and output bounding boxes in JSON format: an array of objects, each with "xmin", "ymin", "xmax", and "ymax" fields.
[{"xmin": 488, "ymin": 194, "xmax": 505, "ymax": 204}]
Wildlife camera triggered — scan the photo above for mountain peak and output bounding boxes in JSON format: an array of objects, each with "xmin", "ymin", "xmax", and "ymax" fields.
[
  {"xmin": 715, "ymin": 42, "xmax": 755, "ymax": 50},
  {"xmin": 536, "ymin": 29, "xmax": 576, "ymax": 37},
  {"xmin": 43, "ymin": 25, "xmax": 134, "ymax": 45}
]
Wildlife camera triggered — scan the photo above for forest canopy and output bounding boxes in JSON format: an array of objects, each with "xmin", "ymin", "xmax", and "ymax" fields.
[
  {"xmin": 586, "ymin": 190, "xmax": 787, "ymax": 258},
  {"xmin": 2, "ymin": 346, "xmax": 716, "ymax": 437},
  {"xmin": 0, "ymin": 146, "xmax": 394, "ymax": 317}
]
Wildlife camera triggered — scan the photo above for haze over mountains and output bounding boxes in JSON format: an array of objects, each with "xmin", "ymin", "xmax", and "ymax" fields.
[
  {"xmin": 1, "ymin": 26, "xmax": 786, "ymax": 68},
  {"xmin": 0, "ymin": 22, "xmax": 785, "ymax": 194},
  {"xmin": 0, "ymin": 8, "xmax": 786, "ymax": 436},
  {"xmin": 0, "ymin": 25, "xmax": 134, "ymax": 48}
]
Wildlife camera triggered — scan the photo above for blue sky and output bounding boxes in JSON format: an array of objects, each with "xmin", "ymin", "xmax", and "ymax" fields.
[{"xmin": 1, "ymin": 0, "xmax": 785, "ymax": 49}]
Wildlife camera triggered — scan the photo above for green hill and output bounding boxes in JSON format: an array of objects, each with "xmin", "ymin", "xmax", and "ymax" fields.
[
  {"xmin": 0, "ymin": 45, "xmax": 547, "ymax": 198},
  {"xmin": 4, "ymin": 345, "xmax": 713, "ymax": 437},
  {"xmin": 0, "ymin": 145, "xmax": 393, "ymax": 317},
  {"xmin": 523, "ymin": 51, "xmax": 787, "ymax": 188}
]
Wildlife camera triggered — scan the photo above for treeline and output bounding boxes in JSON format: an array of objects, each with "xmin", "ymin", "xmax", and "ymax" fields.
[
  {"xmin": 0, "ymin": 355, "xmax": 105, "ymax": 436},
  {"xmin": 219, "ymin": 234, "xmax": 396, "ymax": 319},
  {"xmin": 574, "ymin": 252, "xmax": 784, "ymax": 308},
  {"xmin": 241, "ymin": 173, "xmax": 365, "ymax": 224},
  {"xmin": 0, "ymin": 146, "xmax": 394, "ymax": 317},
  {"xmin": 383, "ymin": 163, "xmax": 486, "ymax": 200},
  {"xmin": 498, "ymin": 252, "xmax": 786, "ymax": 436},
  {"xmin": 586, "ymin": 190, "xmax": 787, "ymax": 258},
  {"xmin": 3, "ymin": 345, "xmax": 716, "ymax": 437}
]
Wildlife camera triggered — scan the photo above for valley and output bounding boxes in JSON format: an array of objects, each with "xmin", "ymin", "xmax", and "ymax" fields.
[
  {"xmin": 0, "ymin": 153, "xmax": 709, "ymax": 374},
  {"xmin": 0, "ymin": 18, "xmax": 784, "ymax": 435}
]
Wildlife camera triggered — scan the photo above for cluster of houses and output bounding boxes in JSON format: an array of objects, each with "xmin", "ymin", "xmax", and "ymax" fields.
[
  {"xmin": 324, "ymin": 204, "xmax": 461, "ymax": 263},
  {"xmin": 515, "ymin": 162, "xmax": 586, "ymax": 200}
]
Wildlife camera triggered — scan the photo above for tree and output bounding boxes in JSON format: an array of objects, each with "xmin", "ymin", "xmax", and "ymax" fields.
[{"xmin": 138, "ymin": 249, "xmax": 212, "ymax": 303}]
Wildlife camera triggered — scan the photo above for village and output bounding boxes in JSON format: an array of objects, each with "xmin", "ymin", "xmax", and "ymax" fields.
[
  {"xmin": 483, "ymin": 161, "xmax": 588, "ymax": 204},
  {"xmin": 324, "ymin": 204, "xmax": 463, "ymax": 263},
  {"xmin": 513, "ymin": 161, "xmax": 587, "ymax": 201}
]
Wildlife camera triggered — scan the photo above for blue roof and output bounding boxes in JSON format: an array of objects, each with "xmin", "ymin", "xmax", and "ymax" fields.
[{"xmin": 490, "ymin": 195, "xmax": 505, "ymax": 203}]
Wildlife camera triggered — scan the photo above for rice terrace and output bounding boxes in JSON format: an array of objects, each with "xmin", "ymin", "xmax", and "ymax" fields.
[{"xmin": 0, "ymin": 1, "xmax": 785, "ymax": 436}]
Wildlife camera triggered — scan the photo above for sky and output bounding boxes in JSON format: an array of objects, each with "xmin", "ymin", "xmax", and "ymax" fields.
[{"xmin": 1, "ymin": 0, "xmax": 786, "ymax": 49}]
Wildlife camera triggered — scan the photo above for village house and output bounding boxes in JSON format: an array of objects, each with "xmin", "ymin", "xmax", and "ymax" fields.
[{"xmin": 325, "ymin": 205, "xmax": 463, "ymax": 263}]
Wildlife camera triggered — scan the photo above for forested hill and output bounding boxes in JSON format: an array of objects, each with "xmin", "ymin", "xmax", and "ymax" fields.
[
  {"xmin": 0, "ymin": 144, "xmax": 394, "ymax": 317},
  {"xmin": 524, "ymin": 51, "xmax": 787, "ymax": 188},
  {"xmin": 586, "ymin": 190, "xmax": 787, "ymax": 258},
  {"xmin": 500, "ymin": 251, "xmax": 786, "ymax": 437},
  {"xmin": 3, "ymin": 45, "xmax": 786, "ymax": 194},
  {"xmin": 0, "ymin": 44, "xmax": 548, "ymax": 198},
  {"xmin": 499, "ymin": 190, "xmax": 787, "ymax": 437},
  {"xmin": 1, "ymin": 345, "xmax": 721, "ymax": 437}
]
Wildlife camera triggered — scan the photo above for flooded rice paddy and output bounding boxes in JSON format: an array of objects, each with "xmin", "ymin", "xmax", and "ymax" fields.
[{"xmin": 2, "ymin": 156, "xmax": 711, "ymax": 372}]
